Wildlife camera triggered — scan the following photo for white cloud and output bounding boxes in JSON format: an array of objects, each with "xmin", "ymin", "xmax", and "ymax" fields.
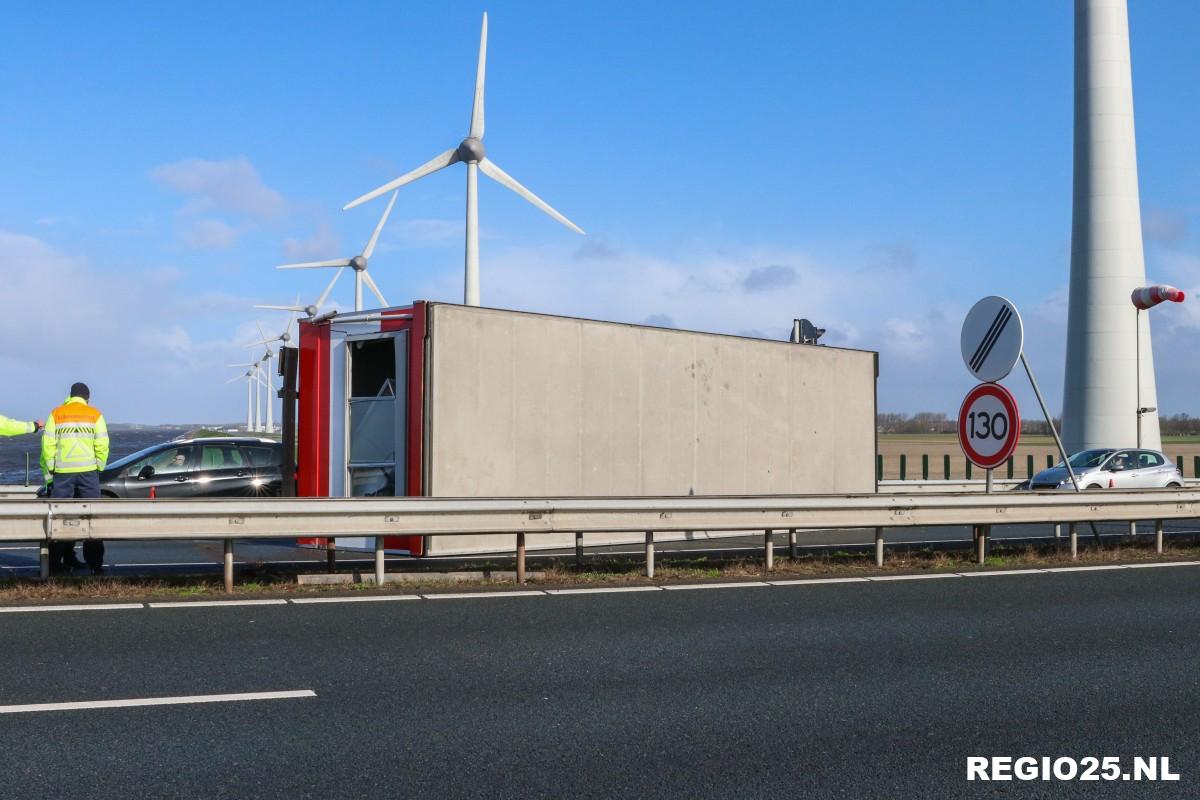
[
  {"xmin": 150, "ymin": 157, "xmax": 286, "ymax": 220},
  {"xmin": 178, "ymin": 218, "xmax": 241, "ymax": 250},
  {"xmin": 0, "ymin": 230, "xmax": 275, "ymax": 423},
  {"xmin": 282, "ymin": 222, "xmax": 341, "ymax": 261}
]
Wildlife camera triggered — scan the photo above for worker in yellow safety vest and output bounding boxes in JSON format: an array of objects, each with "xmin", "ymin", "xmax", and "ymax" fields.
[
  {"xmin": 0, "ymin": 414, "xmax": 42, "ymax": 437},
  {"xmin": 41, "ymin": 382, "xmax": 110, "ymax": 574}
]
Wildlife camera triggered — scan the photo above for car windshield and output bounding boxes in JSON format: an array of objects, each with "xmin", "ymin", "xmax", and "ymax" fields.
[
  {"xmin": 106, "ymin": 443, "xmax": 171, "ymax": 471},
  {"xmin": 1056, "ymin": 449, "xmax": 1116, "ymax": 469}
]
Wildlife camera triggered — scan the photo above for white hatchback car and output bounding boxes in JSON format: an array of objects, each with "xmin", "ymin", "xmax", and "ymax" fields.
[{"xmin": 1028, "ymin": 448, "xmax": 1184, "ymax": 490}]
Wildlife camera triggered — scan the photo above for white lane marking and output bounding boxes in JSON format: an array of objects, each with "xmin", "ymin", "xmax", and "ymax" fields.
[
  {"xmin": 289, "ymin": 595, "xmax": 420, "ymax": 604},
  {"xmin": 767, "ymin": 577, "xmax": 870, "ymax": 586},
  {"xmin": 957, "ymin": 569, "xmax": 1045, "ymax": 577},
  {"xmin": 867, "ymin": 573, "xmax": 960, "ymax": 582},
  {"xmin": 0, "ymin": 603, "xmax": 144, "ymax": 613},
  {"xmin": 0, "ymin": 689, "xmax": 316, "ymax": 715},
  {"xmin": 147, "ymin": 599, "xmax": 289, "ymax": 608},
  {"xmin": 662, "ymin": 582, "xmax": 769, "ymax": 591},
  {"xmin": 1042, "ymin": 565, "xmax": 1130, "ymax": 573},
  {"xmin": 0, "ymin": 561, "xmax": 1196, "ymax": 614},
  {"xmin": 423, "ymin": 590, "xmax": 547, "ymax": 600},
  {"xmin": 545, "ymin": 586, "xmax": 664, "ymax": 595}
]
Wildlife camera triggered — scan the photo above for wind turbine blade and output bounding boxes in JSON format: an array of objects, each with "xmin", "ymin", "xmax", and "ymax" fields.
[
  {"xmin": 316, "ymin": 267, "xmax": 345, "ymax": 309},
  {"xmin": 362, "ymin": 191, "xmax": 399, "ymax": 259},
  {"xmin": 255, "ymin": 322, "xmax": 268, "ymax": 342},
  {"xmin": 226, "ymin": 363, "xmax": 257, "ymax": 368},
  {"xmin": 478, "ymin": 158, "xmax": 585, "ymax": 234},
  {"xmin": 362, "ymin": 270, "xmax": 389, "ymax": 307},
  {"xmin": 277, "ymin": 258, "xmax": 353, "ymax": 270},
  {"xmin": 254, "ymin": 304, "xmax": 307, "ymax": 312},
  {"xmin": 343, "ymin": 148, "xmax": 461, "ymax": 211},
  {"xmin": 225, "ymin": 375, "xmax": 244, "ymax": 385},
  {"xmin": 469, "ymin": 12, "xmax": 488, "ymax": 139}
]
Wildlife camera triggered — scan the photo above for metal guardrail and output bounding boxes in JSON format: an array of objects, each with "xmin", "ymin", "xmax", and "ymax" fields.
[{"xmin": 0, "ymin": 491, "xmax": 1197, "ymax": 589}]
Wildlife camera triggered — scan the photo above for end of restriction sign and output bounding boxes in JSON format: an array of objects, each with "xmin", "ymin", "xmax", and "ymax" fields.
[
  {"xmin": 958, "ymin": 382, "xmax": 1021, "ymax": 470},
  {"xmin": 961, "ymin": 296, "xmax": 1024, "ymax": 383}
]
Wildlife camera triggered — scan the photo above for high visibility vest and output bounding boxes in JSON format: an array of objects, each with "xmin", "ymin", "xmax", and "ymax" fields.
[
  {"xmin": 41, "ymin": 397, "xmax": 110, "ymax": 475},
  {"xmin": 0, "ymin": 414, "xmax": 35, "ymax": 437}
]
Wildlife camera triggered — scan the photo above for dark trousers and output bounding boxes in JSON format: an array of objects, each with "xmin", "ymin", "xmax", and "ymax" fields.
[{"xmin": 50, "ymin": 472, "xmax": 104, "ymax": 570}]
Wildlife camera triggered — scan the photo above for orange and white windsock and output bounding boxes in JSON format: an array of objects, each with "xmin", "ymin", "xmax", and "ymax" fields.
[{"xmin": 1131, "ymin": 285, "xmax": 1185, "ymax": 310}]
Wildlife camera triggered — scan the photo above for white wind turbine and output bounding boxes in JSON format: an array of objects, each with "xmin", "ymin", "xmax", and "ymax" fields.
[
  {"xmin": 225, "ymin": 365, "xmax": 260, "ymax": 432},
  {"xmin": 277, "ymin": 191, "xmax": 398, "ymax": 312},
  {"xmin": 342, "ymin": 12, "xmax": 584, "ymax": 306},
  {"xmin": 245, "ymin": 324, "xmax": 287, "ymax": 434}
]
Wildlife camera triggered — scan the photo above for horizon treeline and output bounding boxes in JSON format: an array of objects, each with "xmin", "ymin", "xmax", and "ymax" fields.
[{"xmin": 878, "ymin": 413, "xmax": 1200, "ymax": 436}]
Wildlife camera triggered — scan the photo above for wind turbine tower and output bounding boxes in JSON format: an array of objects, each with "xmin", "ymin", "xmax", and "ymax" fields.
[{"xmin": 1062, "ymin": 0, "xmax": 1159, "ymax": 452}]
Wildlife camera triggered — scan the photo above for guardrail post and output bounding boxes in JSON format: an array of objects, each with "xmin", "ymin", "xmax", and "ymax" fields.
[
  {"xmin": 921, "ymin": 454, "xmax": 929, "ymax": 481},
  {"xmin": 223, "ymin": 539, "xmax": 234, "ymax": 593},
  {"xmin": 1005, "ymin": 457, "xmax": 1014, "ymax": 479},
  {"xmin": 326, "ymin": 538, "xmax": 337, "ymax": 573},
  {"xmin": 899, "ymin": 454, "xmax": 907, "ymax": 481},
  {"xmin": 1128, "ymin": 521, "xmax": 1137, "ymax": 539},
  {"xmin": 965, "ymin": 460, "xmax": 972, "ymax": 480},
  {"xmin": 1046, "ymin": 454, "xmax": 1053, "ymax": 470},
  {"xmin": 874, "ymin": 527, "xmax": 884, "ymax": 567},
  {"xmin": 1070, "ymin": 523, "xmax": 1078, "ymax": 560},
  {"xmin": 876, "ymin": 454, "xmax": 883, "ymax": 481},
  {"xmin": 943, "ymin": 455, "xmax": 950, "ymax": 480},
  {"xmin": 374, "ymin": 536, "xmax": 385, "ymax": 586},
  {"xmin": 1176, "ymin": 455, "xmax": 1184, "ymax": 474},
  {"xmin": 1194, "ymin": 455, "xmax": 1199, "ymax": 479},
  {"xmin": 788, "ymin": 528, "xmax": 797, "ymax": 559},
  {"xmin": 645, "ymin": 531, "xmax": 655, "ymax": 578},
  {"xmin": 41, "ymin": 506, "xmax": 52, "ymax": 580},
  {"xmin": 763, "ymin": 529, "xmax": 774, "ymax": 572},
  {"xmin": 516, "ymin": 533, "xmax": 527, "ymax": 584},
  {"xmin": 1155, "ymin": 520, "xmax": 1163, "ymax": 554},
  {"xmin": 575, "ymin": 532, "xmax": 584, "ymax": 569},
  {"xmin": 976, "ymin": 525, "xmax": 987, "ymax": 565},
  {"xmin": 1026, "ymin": 454, "xmax": 1034, "ymax": 479}
]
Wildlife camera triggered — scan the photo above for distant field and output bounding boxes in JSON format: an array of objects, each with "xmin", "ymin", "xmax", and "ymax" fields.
[{"xmin": 877, "ymin": 434, "xmax": 1200, "ymax": 480}]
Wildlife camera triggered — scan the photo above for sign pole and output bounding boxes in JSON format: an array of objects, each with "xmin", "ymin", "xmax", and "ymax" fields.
[
  {"xmin": 1020, "ymin": 352, "xmax": 1101, "ymax": 545},
  {"xmin": 1136, "ymin": 307, "xmax": 1145, "ymax": 448},
  {"xmin": 985, "ymin": 468, "xmax": 993, "ymax": 494}
]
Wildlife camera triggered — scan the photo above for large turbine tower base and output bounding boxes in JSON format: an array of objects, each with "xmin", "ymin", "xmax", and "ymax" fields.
[
  {"xmin": 465, "ymin": 160, "xmax": 480, "ymax": 306},
  {"xmin": 1062, "ymin": 0, "xmax": 1158, "ymax": 452}
]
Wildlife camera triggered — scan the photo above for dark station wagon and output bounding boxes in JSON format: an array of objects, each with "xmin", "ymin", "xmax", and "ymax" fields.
[{"xmin": 95, "ymin": 437, "xmax": 285, "ymax": 499}]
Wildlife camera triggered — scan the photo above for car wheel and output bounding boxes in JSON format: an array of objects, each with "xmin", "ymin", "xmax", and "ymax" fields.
[
  {"xmin": 1166, "ymin": 482, "xmax": 1183, "ymax": 489},
  {"xmin": 101, "ymin": 491, "xmax": 119, "ymax": 499},
  {"xmin": 1085, "ymin": 485, "xmax": 1103, "ymax": 490}
]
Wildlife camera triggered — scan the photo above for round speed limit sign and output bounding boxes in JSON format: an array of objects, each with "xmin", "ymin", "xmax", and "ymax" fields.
[{"xmin": 958, "ymin": 383, "xmax": 1020, "ymax": 470}]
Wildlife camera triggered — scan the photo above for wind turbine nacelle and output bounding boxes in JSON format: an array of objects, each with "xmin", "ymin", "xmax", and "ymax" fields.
[
  {"xmin": 457, "ymin": 137, "xmax": 486, "ymax": 163},
  {"xmin": 305, "ymin": 305, "xmax": 319, "ymax": 318},
  {"xmin": 350, "ymin": 255, "xmax": 368, "ymax": 271}
]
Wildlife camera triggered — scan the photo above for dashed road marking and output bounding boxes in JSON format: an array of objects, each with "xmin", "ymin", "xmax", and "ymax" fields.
[
  {"xmin": 0, "ymin": 689, "xmax": 316, "ymax": 714},
  {"xmin": 147, "ymin": 599, "xmax": 289, "ymax": 608}
]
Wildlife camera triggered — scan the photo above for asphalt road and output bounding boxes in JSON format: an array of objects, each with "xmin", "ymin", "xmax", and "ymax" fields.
[{"xmin": 2, "ymin": 566, "xmax": 1198, "ymax": 798}]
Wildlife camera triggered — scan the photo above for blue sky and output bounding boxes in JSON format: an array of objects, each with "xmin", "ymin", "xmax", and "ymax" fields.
[{"xmin": 2, "ymin": 1, "xmax": 1198, "ymax": 423}]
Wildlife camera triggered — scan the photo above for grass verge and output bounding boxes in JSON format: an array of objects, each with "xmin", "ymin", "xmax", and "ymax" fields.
[{"xmin": 0, "ymin": 537, "xmax": 1197, "ymax": 605}]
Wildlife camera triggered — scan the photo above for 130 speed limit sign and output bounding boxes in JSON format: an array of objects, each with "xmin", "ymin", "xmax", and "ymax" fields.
[{"xmin": 958, "ymin": 382, "xmax": 1020, "ymax": 470}]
